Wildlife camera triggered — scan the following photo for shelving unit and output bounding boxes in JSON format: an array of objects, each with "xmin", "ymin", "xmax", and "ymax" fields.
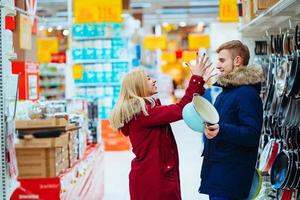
[
  {"xmin": 71, "ymin": 23, "xmax": 131, "ymax": 119},
  {"xmin": 39, "ymin": 63, "xmax": 65, "ymax": 100},
  {"xmin": 239, "ymin": 0, "xmax": 300, "ymax": 199},
  {"xmin": 239, "ymin": 0, "xmax": 300, "ymax": 37},
  {"xmin": 0, "ymin": 1, "xmax": 20, "ymax": 200}
]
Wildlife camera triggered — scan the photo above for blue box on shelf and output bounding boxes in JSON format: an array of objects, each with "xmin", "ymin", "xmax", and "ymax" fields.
[
  {"xmin": 83, "ymin": 48, "xmax": 97, "ymax": 60},
  {"xmin": 73, "ymin": 24, "xmax": 85, "ymax": 38},
  {"xmin": 72, "ymin": 49, "xmax": 84, "ymax": 60},
  {"xmin": 84, "ymin": 24, "xmax": 98, "ymax": 37}
]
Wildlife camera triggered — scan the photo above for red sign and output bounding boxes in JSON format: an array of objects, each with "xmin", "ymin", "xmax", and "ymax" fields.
[{"xmin": 51, "ymin": 52, "xmax": 66, "ymax": 63}]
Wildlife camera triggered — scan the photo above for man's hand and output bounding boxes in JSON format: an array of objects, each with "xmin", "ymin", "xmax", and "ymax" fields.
[{"xmin": 204, "ymin": 123, "xmax": 219, "ymax": 139}]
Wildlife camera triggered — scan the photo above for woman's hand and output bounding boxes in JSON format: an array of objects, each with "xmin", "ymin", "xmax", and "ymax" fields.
[{"xmin": 185, "ymin": 52, "xmax": 217, "ymax": 82}]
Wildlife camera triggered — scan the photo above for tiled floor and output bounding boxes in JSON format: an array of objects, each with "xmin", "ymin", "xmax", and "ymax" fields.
[{"xmin": 103, "ymin": 120, "xmax": 209, "ymax": 200}]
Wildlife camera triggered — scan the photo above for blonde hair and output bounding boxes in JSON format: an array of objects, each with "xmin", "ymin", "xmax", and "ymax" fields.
[
  {"xmin": 109, "ymin": 69, "xmax": 155, "ymax": 130},
  {"xmin": 216, "ymin": 40, "xmax": 250, "ymax": 66}
]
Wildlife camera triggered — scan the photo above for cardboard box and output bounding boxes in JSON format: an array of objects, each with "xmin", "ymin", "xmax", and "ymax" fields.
[
  {"xmin": 16, "ymin": 147, "xmax": 65, "ymax": 178},
  {"xmin": 15, "ymin": 133, "xmax": 68, "ymax": 148},
  {"xmin": 268, "ymin": 0, "xmax": 278, "ymax": 7},
  {"xmin": 242, "ymin": 0, "xmax": 256, "ymax": 24},
  {"xmin": 15, "ymin": 118, "xmax": 68, "ymax": 130},
  {"xmin": 253, "ymin": 0, "xmax": 278, "ymax": 14}
]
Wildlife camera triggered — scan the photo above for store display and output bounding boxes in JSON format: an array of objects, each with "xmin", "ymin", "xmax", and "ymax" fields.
[
  {"xmin": 0, "ymin": 0, "xmax": 299, "ymax": 199},
  {"xmin": 72, "ymin": 22, "xmax": 130, "ymax": 120},
  {"xmin": 39, "ymin": 63, "xmax": 65, "ymax": 100}
]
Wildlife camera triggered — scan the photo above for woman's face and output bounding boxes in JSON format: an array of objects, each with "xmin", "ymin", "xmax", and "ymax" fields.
[{"xmin": 146, "ymin": 74, "xmax": 157, "ymax": 96}]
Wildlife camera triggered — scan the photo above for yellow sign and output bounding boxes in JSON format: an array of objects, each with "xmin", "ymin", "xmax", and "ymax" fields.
[
  {"xmin": 37, "ymin": 37, "xmax": 59, "ymax": 63},
  {"xmin": 182, "ymin": 50, "xmax": 197, "ymax": 62},
  {"xmin": 188, "ymin": 34, "xmax": 210, "ymax": 50},
  {"xmin": 74, "ymin": 0, "xmax": 122, "ymax": 23},
  {"xmin": 19, "ymin": 14, "xmax": 32, "ymax": 50},
  {"xmin": 143, "ymin": 36, "xmax": 167, "ymax": 50},
  {"xmin": 219, "ymin": 0, "xmax": 239, "ymax": 22},
  {"xmin": 161, "ymin": 51, "xmax": 176, "ymax": 63},
  {"xmin": 73, "ymin": 64, "xmax": 83, "ymax": 80}
]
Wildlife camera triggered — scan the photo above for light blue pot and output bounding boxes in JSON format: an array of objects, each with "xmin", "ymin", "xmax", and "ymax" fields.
[
  {"xmin": 182, "ymin": 101, "xmax": 205, "ymax": 132},
  {"xmin": 182, "ymin": 95, "xmax": 219, "ymax": 133}
]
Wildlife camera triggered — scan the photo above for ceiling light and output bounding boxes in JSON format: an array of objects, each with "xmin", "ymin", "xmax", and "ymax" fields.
[
  {"xmin": 56, "ymin": 25, "xmax": 63, "ymax": 30},
  {"xmin": 130, "ymin": 2, "xmax": 151, "ymax": 8},
  {"xmin": 179, "ymin": 22, "xmax": 186, "ymax": 27},
  {"xmin": 63, "ymin": 29, "xmax": 69, "ymax": 36}
]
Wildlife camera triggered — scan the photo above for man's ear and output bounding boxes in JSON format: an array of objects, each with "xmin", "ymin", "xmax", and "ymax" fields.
[{"xmin": 233, "ymin": 56, "xmax": 243, "ymax": 67}]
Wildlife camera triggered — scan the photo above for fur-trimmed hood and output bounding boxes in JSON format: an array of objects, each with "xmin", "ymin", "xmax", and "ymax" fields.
[{"xmin": 217, "ymin": 65, "xmax": 264, "ymax": 87}]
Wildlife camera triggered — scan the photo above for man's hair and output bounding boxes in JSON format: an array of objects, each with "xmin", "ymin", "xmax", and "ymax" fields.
[{"xmin": 216, "ymin": 40, "xmax": 250, "ymax": 66}]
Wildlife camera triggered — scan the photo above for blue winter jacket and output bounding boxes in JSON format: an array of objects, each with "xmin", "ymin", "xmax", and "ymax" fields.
[{"xmin": 199, "ymin": 65, "xmax": 264, "ymax": 199}]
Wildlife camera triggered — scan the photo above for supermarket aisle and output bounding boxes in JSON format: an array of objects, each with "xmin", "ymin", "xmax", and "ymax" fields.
[{"xmin": 103, "ymin": 120, "xmax": 209, "ymax": 200}]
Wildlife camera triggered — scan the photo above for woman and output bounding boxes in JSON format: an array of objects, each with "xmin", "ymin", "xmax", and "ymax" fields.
[{"xmin": 109, "ymin": 53, "xmax": 214, "ymax": 200}]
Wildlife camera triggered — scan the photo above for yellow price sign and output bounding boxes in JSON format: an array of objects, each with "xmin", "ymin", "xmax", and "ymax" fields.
[
  {"xmin": 73, "ymin": 64, "xmax": 83, "ymax": 80},
  {"xmin": 37, "ymin": 37, "xmax": 59, "ymax": 63},
  {"xmin": 188, "ymin": 34, "xmax": 210, "ymax": 50},
  {"xmin": 182, "ymin": 50, "xmax": 197, "ymax": 62},
  {"xmin": 74, "ymin": 0, "xmax": 122, "ymax": 23},
  {"xmin": 219, "ymin": 0, "xmax": 239, "ymax": 22},
  {"xmin": 143, "ymin": 36, "xmax": 167, "ymax": 50},
  {"xmin": 161, "ymin": 51, "xmax": 176, "ymax": 63}
]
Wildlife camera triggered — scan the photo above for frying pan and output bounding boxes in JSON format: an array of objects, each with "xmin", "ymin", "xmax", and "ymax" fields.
[
  {"xmin": 286, "ymin": 25, "xmax": 300, "ymax": 97},
  {"xmin": 271, "ymin": 150, "xmax": 291, "ymax": 189},
  {"xmin": 259, "ymin": 138, "xmax": 276, "ymax": 173},
  {"xmin": 271, "ymin": 149, "xmax": 299, "ymax": 190},
  {"xmin": 276, "ymin": 189, "xmax": 293, "ymax": 200}
]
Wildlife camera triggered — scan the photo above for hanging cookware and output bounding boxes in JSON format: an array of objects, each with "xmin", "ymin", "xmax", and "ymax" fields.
[
  {"xmin": 246, "ymin": 168, "xmax": 262, "ymax": 200},
  {"xmin": 276, "ymin": 189, "xmax": 293, "ymax": 200},
  {"xmin": 258, "ymin": 138, "xmax": 275, "ymax": 173},
  {"xmin": 271, "ymin": 149, "xmax": 299, "ymax": 190},
  {"xmin": 270, "ymin": 150, "xmax": 291, "ymax": 189}
]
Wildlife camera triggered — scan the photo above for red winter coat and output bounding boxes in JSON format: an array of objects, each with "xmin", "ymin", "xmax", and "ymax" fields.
[{"xmin": 121, "ymin": 75, "xmax": 205, "ymax": 200}]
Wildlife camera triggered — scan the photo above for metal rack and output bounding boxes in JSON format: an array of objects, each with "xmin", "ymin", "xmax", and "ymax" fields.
[{"xmin": 0, "ymin": 1, "xmax": 20, "ymax": 199}]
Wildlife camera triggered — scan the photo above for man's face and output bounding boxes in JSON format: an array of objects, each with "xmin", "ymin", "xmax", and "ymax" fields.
[{"xmin": 216, "ymin": 49, "xmax": 234, "ymax": 75}]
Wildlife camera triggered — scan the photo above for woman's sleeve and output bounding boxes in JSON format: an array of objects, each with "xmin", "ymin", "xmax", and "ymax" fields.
[{"xmin": 138, "ymin": 75, "xmax": 205, "ymax": 127}]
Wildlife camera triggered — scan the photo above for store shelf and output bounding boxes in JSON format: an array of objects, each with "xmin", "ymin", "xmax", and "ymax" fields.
[
  {"xmin": 73, "ymin": 59, "xmax": 129, "ymax": 64},
  {"xmin": 75, "ymin": 82, "xmax": 121, "ymax": 87},
  {"xmin": 73, "ymin": 36, "xmax": 127, "ymax": 41},
  {"xmin": 40, "ymin": 73, "xmax": 65, "ymax": 77},
  {"xmin": 239, "ymin": 0, "xmax": 300, "ymax": 37}
]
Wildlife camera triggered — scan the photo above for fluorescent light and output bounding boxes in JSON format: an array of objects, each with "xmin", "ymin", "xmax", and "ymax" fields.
[
  {"xmin": 63, "ymin": 29, "xmax": 69, "ymax": 36},
  {"xmin": 179, "ymin": 22, "xmax": 186, "ymax": 27},
  {"xmin": 189, "ymin": 1, "xmax": 219, "ymax": 6},
  {"xmin": 130, "ymin": 2, "xmax": 151, "ymax": 8},
  {"xmin": 56, "ymin": 25, "xmax": 63, "ymax": 30}
]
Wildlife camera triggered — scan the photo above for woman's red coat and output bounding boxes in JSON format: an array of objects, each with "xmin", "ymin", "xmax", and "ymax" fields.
[{"xmin": 121, "ymin": 75, "xmax": 205, "ymax": 200}]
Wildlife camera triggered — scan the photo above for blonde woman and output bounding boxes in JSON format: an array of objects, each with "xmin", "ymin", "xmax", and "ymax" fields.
[{"xmin": 109, "ymin": 53, "xmax": 214, "ymax": 200}]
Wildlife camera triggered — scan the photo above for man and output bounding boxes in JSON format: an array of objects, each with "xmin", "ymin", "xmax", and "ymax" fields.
[{"xmin": 199, "ymin": 40, "xmax": 264, "ymax": 200}]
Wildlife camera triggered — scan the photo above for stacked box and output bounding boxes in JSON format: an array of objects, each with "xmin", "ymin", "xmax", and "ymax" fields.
[{"xmin": 15, "ymin": 133, "xmax": 69, "ymax": 178}]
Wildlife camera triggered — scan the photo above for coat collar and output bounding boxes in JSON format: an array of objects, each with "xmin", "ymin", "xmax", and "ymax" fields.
[{"xmin": 217, "ymin": 65, "xmax": 264, "ymax": 88}]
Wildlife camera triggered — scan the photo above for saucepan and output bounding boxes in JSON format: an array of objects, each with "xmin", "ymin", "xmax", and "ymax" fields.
[{"xmin": 182, "ymin": 94, "xmax": 219, "ymax": 132}]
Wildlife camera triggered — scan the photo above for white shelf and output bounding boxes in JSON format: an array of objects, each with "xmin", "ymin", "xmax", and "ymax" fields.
[
  {"xmin": 75, "ymin": 82, "xmax": 120, "ymax": 87},
  {"xmin": 239, "ymin": 0, "xmax": 300, "ymax": 37},
  {"xmin": 73, "ymin": 59, "xmax": 129, "ymax": 64},
  {"xmin": 73, "ymin": 36, "xmax": 127, "ymax": 41}
]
